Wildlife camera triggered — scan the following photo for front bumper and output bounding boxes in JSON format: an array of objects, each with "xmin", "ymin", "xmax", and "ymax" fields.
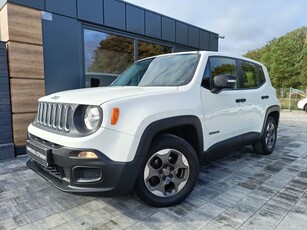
[{"xmin": 26, "ymin": 134, "xmax": 144, "ymax": 196}]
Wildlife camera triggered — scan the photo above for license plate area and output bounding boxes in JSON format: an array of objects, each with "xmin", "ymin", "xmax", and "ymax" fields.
[{"xmin": 26, "ymin": 140, "xmax": 52, "ymax": 167}]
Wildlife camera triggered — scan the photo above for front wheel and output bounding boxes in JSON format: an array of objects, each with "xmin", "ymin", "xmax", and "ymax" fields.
[
  {"xmin": 253, "ymin": 116, "xmax": 277, "ymax": 155},
  {"xmin": 135, "ymin": 134, "xmax": 199, "ymax": 207}
]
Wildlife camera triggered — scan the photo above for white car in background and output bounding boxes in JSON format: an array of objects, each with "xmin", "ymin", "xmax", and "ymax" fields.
[{"xmin": 297, "ymin": 98, "xmax": 307, "ymax": 112}]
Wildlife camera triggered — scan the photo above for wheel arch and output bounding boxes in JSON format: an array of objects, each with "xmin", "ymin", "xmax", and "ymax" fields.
[
  {"xmin": 260, "ymin": 105, "xmax": 280, "ymax": 138},
  {"xmin": 135, "ymin": 115, "xmax": 204, "ymax": 161}
]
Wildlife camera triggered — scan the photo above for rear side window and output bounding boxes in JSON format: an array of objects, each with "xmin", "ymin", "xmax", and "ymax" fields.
[{"xmin": 240, "ymin": 61, "xmax": 257, "ymax": 89}]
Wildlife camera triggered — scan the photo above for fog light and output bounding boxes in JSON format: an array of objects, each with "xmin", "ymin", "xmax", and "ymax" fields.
[{"xmin": 78, "ymin": 151, "xmax": 98, "ymax": 159}]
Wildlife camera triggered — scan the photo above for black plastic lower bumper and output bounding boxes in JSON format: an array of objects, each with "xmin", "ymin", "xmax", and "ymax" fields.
[{"xmin": 26, "ymin": 135, "xmax": 144, "ymax": 196}]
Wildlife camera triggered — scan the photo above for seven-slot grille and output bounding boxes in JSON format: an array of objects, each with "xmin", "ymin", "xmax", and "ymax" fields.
[{"xmin": 36, "ymin": 102, "xmax": 74, "ymax": 132}]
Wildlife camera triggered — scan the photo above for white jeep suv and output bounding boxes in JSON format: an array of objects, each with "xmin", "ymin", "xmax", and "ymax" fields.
[{"xmin": 26, "ymin": 51, "xmax": 280, "ymax": 207}]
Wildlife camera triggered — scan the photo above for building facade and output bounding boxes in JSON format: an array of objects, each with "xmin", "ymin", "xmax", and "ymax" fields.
[{"xmin": 0, "ymin": 0, "xmax": 219, "ymax": 160}]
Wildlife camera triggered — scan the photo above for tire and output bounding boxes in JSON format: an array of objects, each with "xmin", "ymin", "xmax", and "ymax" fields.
[
  {"xmin": 253, "ymin": 116, "xmax": 277, "ymax": 155},
  {"xmin": 304, "ymin": 105, "xmax": 307, "ymax": 113},
  {"xmin": 134, "ymin": 134, "xmax": 199, "ymax": 207}
]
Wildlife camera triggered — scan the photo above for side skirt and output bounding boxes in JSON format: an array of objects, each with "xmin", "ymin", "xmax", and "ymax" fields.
[{"xmin": 204, "ymin": 132, "xmax": 260, "ymax": 161}]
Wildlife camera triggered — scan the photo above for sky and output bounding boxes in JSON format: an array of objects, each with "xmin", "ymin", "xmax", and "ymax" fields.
[{"xmin": 124, "ymin": 0, "xmax": 307, "ymax": 55}]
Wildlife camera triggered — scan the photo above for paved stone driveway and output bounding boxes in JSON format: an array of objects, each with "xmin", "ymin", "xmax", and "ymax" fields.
[{"xmin": 0, "ymin": 111, "xmax": 307, "ymax": 230}]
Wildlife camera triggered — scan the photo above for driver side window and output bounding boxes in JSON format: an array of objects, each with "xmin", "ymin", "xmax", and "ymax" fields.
[{"xmin": 202, "ymin": 57, "xmax": 238, "ymax": 90}]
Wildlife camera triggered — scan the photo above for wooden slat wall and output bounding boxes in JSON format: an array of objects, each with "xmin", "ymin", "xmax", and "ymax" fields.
[
  {"xmin": 0, "ymin": 3, "xmax": 44, "ymax": 147},
  {"xmin": 12, "ymin": 113, "xmax": 36, "ymax": 146},
  {"xmin": 10, "ymin": 78, "xmax": 45, "ymax": 113},
  {"xmin": 8, "ymin": 42, "xmax": 44, "ymax": 79},
  {"xmin": 7, "ymin": 4, "xmax": 42, "ymax": 45}
]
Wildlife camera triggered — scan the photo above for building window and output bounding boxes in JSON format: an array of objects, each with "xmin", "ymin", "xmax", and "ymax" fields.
[
  {"xmin": 138, "ymin": 40, "xmax": 172, "ymax": 60},
  {"xmin": 84, "ymin": 29, "xmax": 134, "ymax": 87},
  {"xmin": 83, "ymin": 29, "xmax": 173, "ymax": 87}
]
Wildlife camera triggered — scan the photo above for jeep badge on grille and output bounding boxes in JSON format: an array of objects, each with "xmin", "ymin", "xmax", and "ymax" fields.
[{"xmin": 51, "ymin": 95, "xmax": 60, "ymax": 100}]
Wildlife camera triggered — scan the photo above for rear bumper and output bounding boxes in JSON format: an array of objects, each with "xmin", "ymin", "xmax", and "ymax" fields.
[{"xmin": 26, "ymin": 134, "xmax": 144, "ymax": 196}]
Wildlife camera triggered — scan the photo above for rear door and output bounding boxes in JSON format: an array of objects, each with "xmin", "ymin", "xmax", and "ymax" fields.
[{"xmin": 236, "ymin": 60, "xmax": 267, "ymax": 136}]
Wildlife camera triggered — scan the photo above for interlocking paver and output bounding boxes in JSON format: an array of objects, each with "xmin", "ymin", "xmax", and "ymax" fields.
[{"xmin": 0, "ymin": 110, "xmax": 306, "ymax": 230}]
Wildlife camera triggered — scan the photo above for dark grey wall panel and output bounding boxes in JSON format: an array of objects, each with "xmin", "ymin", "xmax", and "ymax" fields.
[
  {"xmin": 0, "ymin": 77, "xmax": 8, "ymax": 84},
  {"xmin": 0, "ymin": 104, "xmax": 10, "ymax": 112},
  {"xmin": 0, "ymin": 90, "xmax": 9, "ymax": 97},
  {"xmin": 8, "ymin": 0, "xmax": 45, "ymax": 10},
  {"xmin": 200, "ymin": 30, "xmax": 210, "ymax": 50},
  {"xmin": 176, "ymin": 22, "xmax": 188, "ymax": 45},
  {"xmin": 145, "ymin": 12, "xmax": 161, "ymax": 39},
  {"xmin": 188, "ymin": 26, "xmax": 199, "ymax": 48},
  {"xmin": 162, "ymin": 17, "xmax": 175, "ymax": 42},
  {"xmin": 0, "ymin": 138, "xmax": 13, "ymax": 144},
  {"xmin": 77, "ymin": 0, "xmax": 103, "ymax": 24},
  {"xmin": 46, "ymin": 0, "xmax": 76, "ymax": 18},
  {"xmin": 0, "ymin": 41, "xmax": 14, "ymax": 160},
  {"xmin": 0, "ymin": 118, "xmax": 11, "ymax": 126},
  {"xmin": 104, "ymin": 0, "xmax": 125, "ymax": 30},
  {"xmin": 0, "ymin": 97, "xmax": 10, "ymax": 105},
  {"xmin": 173, "ymin": 46, "xmax": 196, "ymax": 52},
  {"xmin": 209, "ymin": 33, "xmax": 218, "ymax": 51},
  {"xmin": 126, "ymin": 5, "xmax": 144, "ymax": 35},
  {"xmin": 43, "ymin": 14, "xmax": 81, "ymax": 95}
]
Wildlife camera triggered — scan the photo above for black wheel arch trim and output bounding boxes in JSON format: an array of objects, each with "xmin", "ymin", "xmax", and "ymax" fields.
[
  {"xmin": 135, "ymin": 115, "xmax": 204, "ymax": 160},
  {"xmin": 260, "ymin": 105, "xmax": 280, "ymax": 138}
]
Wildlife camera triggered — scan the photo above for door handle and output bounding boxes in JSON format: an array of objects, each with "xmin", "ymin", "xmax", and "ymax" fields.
[
  {"xmin": 236, "ymin": 98, "xmax": 246, "ymax": 103},
  {"xmin": 261, "ymin": 95, "xmax": 269, "ymax": 99}
]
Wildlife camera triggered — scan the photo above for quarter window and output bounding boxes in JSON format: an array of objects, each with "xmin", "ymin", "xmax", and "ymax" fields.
[{"xmin": 258, "ymin": 65, "xmax": 266, "ymax": 86}]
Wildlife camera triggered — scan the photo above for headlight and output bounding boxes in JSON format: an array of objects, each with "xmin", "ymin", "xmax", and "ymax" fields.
[{"xmin": 84, "ymin": 106, "xmax": 101, "ymax": 130}]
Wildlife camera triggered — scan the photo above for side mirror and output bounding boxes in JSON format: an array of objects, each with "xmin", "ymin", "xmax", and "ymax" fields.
[{"xmin": 211, "ymin": 75, "xmax": 236, "ymax": 93}]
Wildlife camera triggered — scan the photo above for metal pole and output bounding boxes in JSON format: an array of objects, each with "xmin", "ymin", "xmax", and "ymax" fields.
[{"xmin": 288, "ymin": 87, "xmax": 292, "ymax": 110}]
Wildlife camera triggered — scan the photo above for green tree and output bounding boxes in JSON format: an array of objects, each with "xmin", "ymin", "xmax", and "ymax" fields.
[
  {"xmin": 244, "ymin": 27, "xmax": 307, "ymax": 95},
  {"xmin": 296, "ymin": 33, "xmax": 307, "ymax": 91}
]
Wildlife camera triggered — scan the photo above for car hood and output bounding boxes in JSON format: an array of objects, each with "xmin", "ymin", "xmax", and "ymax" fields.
[{"xmin": 39, "ymin": 86, "xmax": 178, "ymax": 105}]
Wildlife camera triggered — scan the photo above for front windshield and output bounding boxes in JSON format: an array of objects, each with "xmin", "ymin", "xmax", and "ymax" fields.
[{"xmin": 111, "ymin": 53, "xmax": 199, "ymax": 87}]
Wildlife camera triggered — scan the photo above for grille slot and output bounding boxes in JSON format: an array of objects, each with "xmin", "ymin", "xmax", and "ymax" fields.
[{"xmin": 36, "ymin": 102, "xmax": 73, "ymax": 132}]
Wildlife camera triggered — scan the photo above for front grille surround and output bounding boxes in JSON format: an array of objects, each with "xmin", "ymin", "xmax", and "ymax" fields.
[
  {"xmin": 36, "ymin": 102, "xmax": 74, "ymax": 133},
  {"xmin": 33, "ymin": 102, "xmax": 102, "ymax": 137}
]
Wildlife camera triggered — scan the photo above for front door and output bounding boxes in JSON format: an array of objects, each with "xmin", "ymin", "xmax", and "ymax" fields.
[{"xmin": 201, "ymin": 56, "xmax": 245, "ymax": 150}]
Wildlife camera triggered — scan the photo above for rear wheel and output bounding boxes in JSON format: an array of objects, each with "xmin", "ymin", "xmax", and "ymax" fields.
[
  {"xmin": 304, "ymin": 104, "xmax": 307, "ymax": 113},
  {"xmin": 135, "ymin": 134, "xmax": 199, "ymax": 207},
  {"xmin": 253, "ymin": 116, "xmax": 277, "ymax": 155}
]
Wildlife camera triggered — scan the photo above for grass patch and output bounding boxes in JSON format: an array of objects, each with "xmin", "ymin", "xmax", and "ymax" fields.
[{"xmin": 279, "ymin": 98, "xmax": 301, "ymax": 110}]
